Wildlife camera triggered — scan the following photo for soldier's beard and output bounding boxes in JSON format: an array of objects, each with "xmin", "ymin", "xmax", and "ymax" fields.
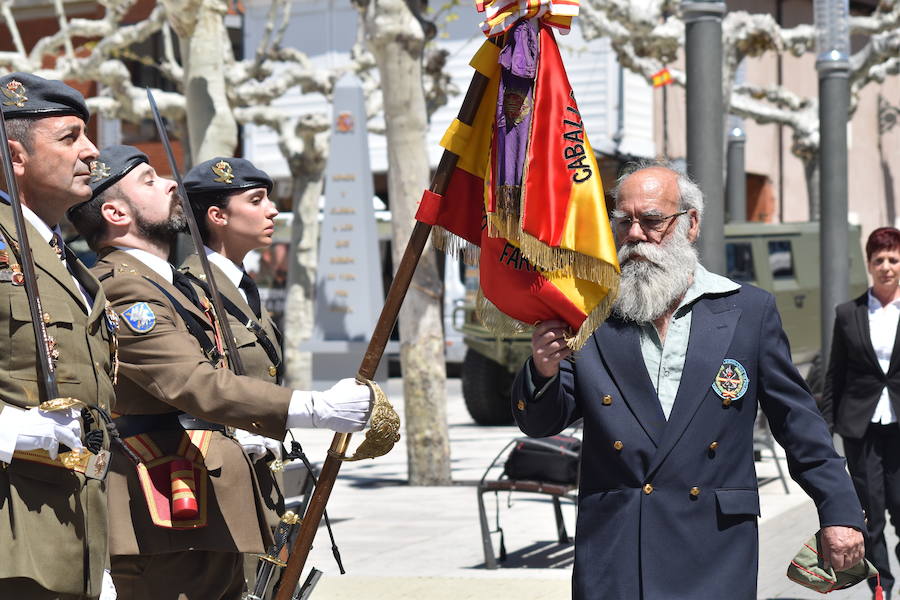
[
  {"xmin": 612, "ymin": 219, "xmax": 698, "ymax": 324},
  {"xmin": 134, "ymin": 195, "xmax": 188, "ymax": 248}
]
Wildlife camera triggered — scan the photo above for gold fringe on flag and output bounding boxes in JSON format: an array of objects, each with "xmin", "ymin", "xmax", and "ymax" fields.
[
  {"xmin": 475, "ymin": 289, "xmax": 532, "ymax": 335},
  {"xmin": 431, "ymin": 226, "xmax": 481, "ymax": 266},
  {"xmin": 474, "ymin": 266, "xmax": 620, "ymax": 352},
  {"xmin": 517, "ymin": 228, "xmax": 621, "ymax": 283}
]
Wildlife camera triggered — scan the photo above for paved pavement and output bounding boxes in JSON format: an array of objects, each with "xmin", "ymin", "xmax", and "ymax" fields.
[{"xmin": 281, "ymin": 377, "xmax": 894, "ymax": 599}]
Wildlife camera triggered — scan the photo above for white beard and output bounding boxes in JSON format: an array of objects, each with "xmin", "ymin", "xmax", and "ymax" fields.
[{"xmin": 612, "ymin": 222, "xmax": 698, "ymax": 323}]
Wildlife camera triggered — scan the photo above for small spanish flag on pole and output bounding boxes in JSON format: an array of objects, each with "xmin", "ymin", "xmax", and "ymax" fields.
[{"xmin": 652, "ymin": 67, "xmax": 673, "ymax": 87}]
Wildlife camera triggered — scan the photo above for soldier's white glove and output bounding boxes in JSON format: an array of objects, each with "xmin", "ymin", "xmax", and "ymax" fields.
[
  {"xmin": 100, "ymin": 569, "xmax": 117, "ymax": 600},
  {"xmin": 287, "ymin": 378, "xmax": 372, "ymax": 433},
  {"xmin": 0, "ymin": 407, "xmax": 83, "ymax": 462},
  {"xmin": 234, "ymin": 429, "xmax": 283, "ymax": 462}
]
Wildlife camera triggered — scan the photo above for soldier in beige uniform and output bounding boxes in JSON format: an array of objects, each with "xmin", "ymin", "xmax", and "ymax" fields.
[
  {"xmin": 0, "ymin": 73, "xmax": 117, "ymax": 599},
  {"xmin": 183, "ymin": 159, "xmax": 286, "ymax": 491},
  {"xmin": 67, "ymin": 146, "xmax": 371, "ymax": 600},
  {"xmin": 180, "ymin": 157, "xmax": 290, "ymax": 585}
]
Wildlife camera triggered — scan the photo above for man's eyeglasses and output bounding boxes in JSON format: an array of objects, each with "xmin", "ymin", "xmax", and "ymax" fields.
[{"xmin": 611, "ymin": 210, "xmax": 688, "ymax": 233}]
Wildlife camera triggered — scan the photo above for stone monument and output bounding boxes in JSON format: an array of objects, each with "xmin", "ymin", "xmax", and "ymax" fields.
[{"xmin": 304, "ymin": 74, "xmax": 389, "ymax": 387}]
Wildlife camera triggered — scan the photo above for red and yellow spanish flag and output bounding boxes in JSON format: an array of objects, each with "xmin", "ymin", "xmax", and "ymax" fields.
[
  {"xmin": 416, "ymin": 15, "xmax": 619, "ymax": 350},
  {"xmin": 494, "ymin": 24, "xmax": 619, "ymax": 283},
  {"xmin": 651, "ymin": 67, "xmax": 673, "ymax": 88}
]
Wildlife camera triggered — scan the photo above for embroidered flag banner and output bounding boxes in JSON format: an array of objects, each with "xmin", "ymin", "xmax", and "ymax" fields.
[{"xmin": 416, "ymin": 8, "xmax": 619, "ymax": 350}]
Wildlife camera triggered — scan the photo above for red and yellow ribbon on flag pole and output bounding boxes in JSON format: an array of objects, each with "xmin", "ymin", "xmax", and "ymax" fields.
[
  {"xmin": 416, "ymin": 1, "xmax": 619, "ymax": 350},
  {"xmin": 477, "ymin": 0, "xmax": 580, "ymax": 37}
]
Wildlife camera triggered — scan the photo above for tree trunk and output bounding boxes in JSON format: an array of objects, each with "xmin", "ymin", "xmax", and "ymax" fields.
[
  {"xmin": 283, "ymin": 170, "xmax": 323, "ymax": 391},
  {"xmin": 362, "ymin": 0, "xmax": 451, "ymax": 485},
  {"xmin": 174, "ymin": 0, "xmax": 238, "ymax": 161}
]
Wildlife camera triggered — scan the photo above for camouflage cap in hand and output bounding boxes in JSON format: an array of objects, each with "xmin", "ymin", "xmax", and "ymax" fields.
[{"xmin": 786, "ymin": 533, "xmax": 877, "ymax": 594}]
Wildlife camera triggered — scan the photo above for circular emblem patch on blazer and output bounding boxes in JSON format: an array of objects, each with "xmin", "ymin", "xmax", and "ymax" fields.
[
  {"xmin": 121, "ymin": 302, "xmax": 156, "ymax": 334},
  {"xmin": 711, "ymin": 359, "xmax": 749, "ymax": 401}
]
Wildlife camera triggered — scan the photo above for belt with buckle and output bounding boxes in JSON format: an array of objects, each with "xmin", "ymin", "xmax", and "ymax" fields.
[{"xmin": 112, "ymin": 412, "xmax": 227, "ymax": 439}]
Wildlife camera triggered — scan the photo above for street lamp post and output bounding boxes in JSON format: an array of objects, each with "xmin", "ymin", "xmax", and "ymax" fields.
[
  {"xmin": 816, "ymin": 0, "xmax": 851, "ymax": 371},
  {"xmin": 683, "ymin": 0, "xmax": 727, "ymax": 274},
  {"xmin": 726, "ymin": 126, "xmax": 747, "ymax": 224}
]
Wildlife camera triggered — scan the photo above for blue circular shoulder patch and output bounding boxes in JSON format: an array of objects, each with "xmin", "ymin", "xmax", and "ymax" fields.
[
  {"xmin": 711, "ymin": 358, "xmax": 749, "ymax": 401},
  {"xmin": 121, "ymin": 302, "xmax": 156, "ymax": 333}
]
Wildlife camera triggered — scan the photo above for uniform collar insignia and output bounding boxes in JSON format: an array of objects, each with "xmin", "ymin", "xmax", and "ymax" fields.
[
  {"xmin": 121, "ymin": 302, "xmax": 156, "ymax": 333},
  {"xmin": 212, "ymin": 160, "xmax": 234, "ymax": 184},
  {"xmin": 2, "ymin": 80, "xmax": 27, "ymax": 108},
  {"xmin": 90, "ymin": 160, "xmax": 111, "ymax": 182}
]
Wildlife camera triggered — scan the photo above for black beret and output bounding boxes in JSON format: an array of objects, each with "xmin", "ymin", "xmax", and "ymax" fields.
[
  {"xmin": 183, "ymin": 157, "xmax": 273, "ymax": 201},
  {"xmin": 0, "ymin": 72, "xmax": 90, "ymax": 123},
  {"xmin": 88, "ymin": 145, "xmax": 149, "ymax": 199}
]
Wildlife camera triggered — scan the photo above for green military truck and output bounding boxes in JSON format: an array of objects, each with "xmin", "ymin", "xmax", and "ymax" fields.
[{"xmin": 458, "ymin": 222, "xmax": 868, "ymax": 425}]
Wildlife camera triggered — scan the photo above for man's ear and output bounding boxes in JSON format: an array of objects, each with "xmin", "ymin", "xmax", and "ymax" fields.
[
  {"xmin": 686, "ymin": 208, "xmax": 701, "ymax": 243},
  {"xmin": 8, "ymin": 139, "xmax": 27, "ymax": 179},
  {"xmin": 207, "ymin": 205, "xmax": 227, "ymax": 227},
  {"xmin": 101, "ymin": 198, "xmax": 131, "ymax": 227}
]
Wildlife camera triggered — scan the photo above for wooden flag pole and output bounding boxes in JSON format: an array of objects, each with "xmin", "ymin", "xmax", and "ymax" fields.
[{"xmin": 275, "ymin": 44, "xmax": 496, "ymax": 600}]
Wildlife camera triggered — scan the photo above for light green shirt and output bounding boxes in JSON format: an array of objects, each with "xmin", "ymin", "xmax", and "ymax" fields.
[{"xmin": 640, "ymin": 264, "xmax": 740, "ymax": 419}]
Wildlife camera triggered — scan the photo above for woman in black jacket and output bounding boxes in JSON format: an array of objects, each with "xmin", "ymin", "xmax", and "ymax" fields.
[{"xmin": 823, "ymin": 226, "xmax": 900, "ymax": 599}]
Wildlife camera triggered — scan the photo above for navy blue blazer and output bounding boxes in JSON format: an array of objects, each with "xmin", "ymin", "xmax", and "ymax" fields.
[{"xmin": 512, "ymin": 284, "xmax": 864, "ymax": 600}]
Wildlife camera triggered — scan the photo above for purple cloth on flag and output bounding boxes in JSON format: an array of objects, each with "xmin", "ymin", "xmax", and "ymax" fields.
[{"xmin": 494, "ymin": 19, "xmax": 539, "ymax": 209}]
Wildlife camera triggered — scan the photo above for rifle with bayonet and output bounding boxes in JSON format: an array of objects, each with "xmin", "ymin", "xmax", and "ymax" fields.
[{"xmin": 0, "ymin": 92, "xmax": 135, "ymax": 471}]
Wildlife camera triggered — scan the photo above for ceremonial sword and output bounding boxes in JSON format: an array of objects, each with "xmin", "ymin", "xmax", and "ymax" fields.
[
  {"xmin": 244, "ymin": 511, "xmax": 301, "ymax": 600},
  {"xmin": 0, "ymin": 95, "xmax": 135, "ymax": 465},
  {"xmin": 145, "ymin": 88, "xmax": 246, "ymax": 375}
]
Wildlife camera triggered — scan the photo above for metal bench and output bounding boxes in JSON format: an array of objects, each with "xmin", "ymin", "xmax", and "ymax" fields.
[{"xmin": 476, "ymin": 436, "xmax": 579, "ymax": 569}]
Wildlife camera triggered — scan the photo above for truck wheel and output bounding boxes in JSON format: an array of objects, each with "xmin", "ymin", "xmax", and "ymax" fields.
[{"xmin": 462, "ymin": 349, "xmax": 515, "ymax": 425}]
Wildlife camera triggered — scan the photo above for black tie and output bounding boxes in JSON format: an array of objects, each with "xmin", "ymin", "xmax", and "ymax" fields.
[
  {"xmin": 172, "ymin": 269, "xmax": 202, "ymax": 308},
  {"xmin": 50, "ymin": 232, "xmax": 66, "ymax": 261},
  {"xmin": 239, "ymin": 271, "xmax": 261, "ymax": 319}
]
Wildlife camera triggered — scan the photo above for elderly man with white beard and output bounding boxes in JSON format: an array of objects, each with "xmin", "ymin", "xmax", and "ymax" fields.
[{"xmin": 509, "ymin": 162, "xmax": 867, "ymax": 600}]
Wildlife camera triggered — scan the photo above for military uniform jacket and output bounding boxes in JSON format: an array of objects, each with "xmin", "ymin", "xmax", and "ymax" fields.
[
  {"xmin": 0, "ymin": 203, "xmax": 116, "ymax": 597},
  {"xmin": 93, "ymin": 249, "xmax": 292, "ymax": 557},
  {"xmin": 180, "ymin": 254, "xmax": 285, "ymax": 527},
  {"xmin": 511, "ymin": 285, "xmax": 865, "ymax": 600}
]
